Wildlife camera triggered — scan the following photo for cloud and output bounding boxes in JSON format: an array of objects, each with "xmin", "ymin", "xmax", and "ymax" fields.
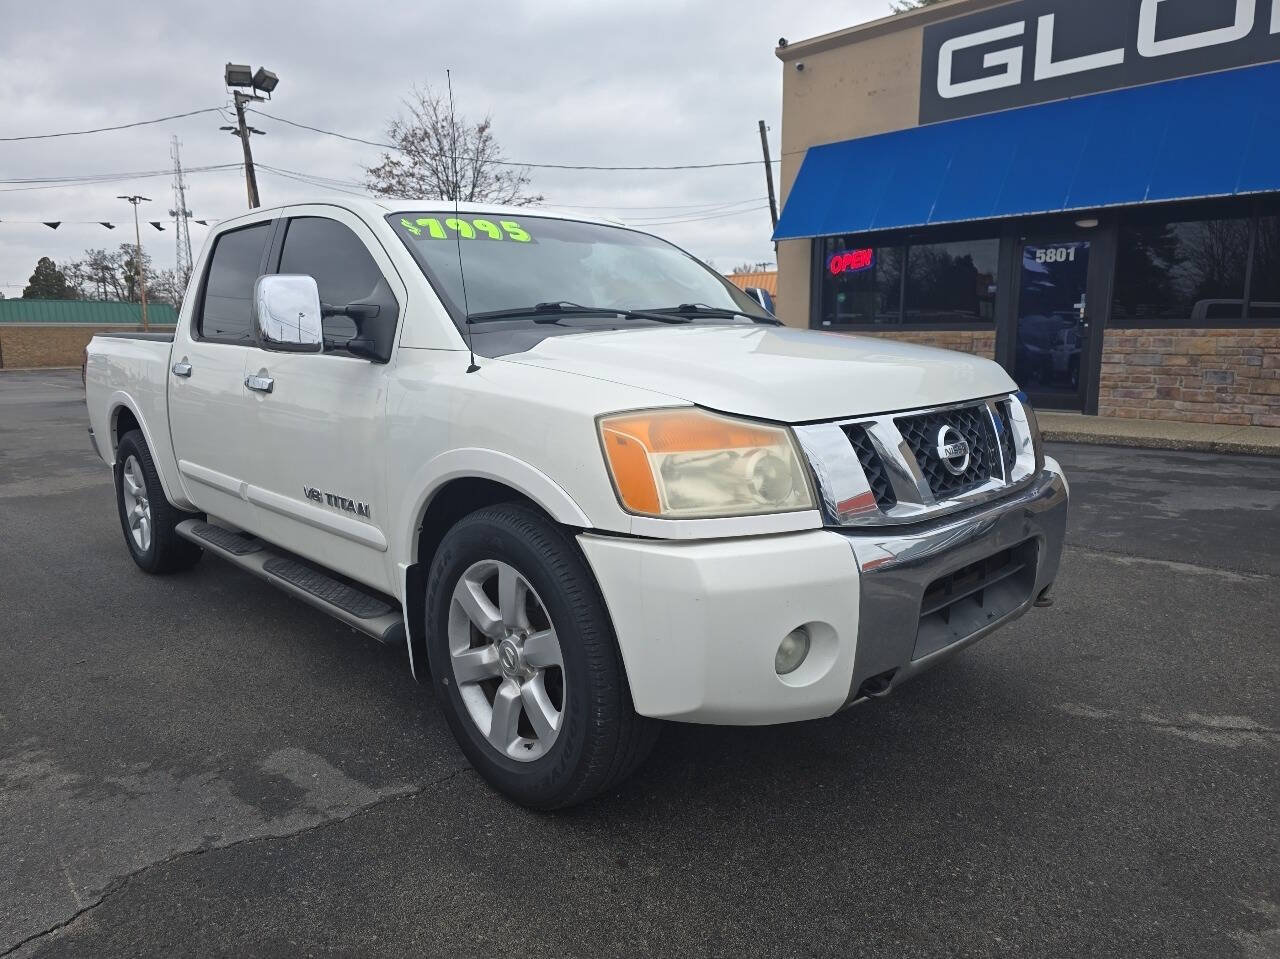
[{"xmin": 0, "ymin": 0, "xmax": 892, "ymax": 292}]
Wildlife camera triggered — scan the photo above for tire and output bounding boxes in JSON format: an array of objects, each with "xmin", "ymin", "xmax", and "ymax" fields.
[
  {"xmin": 114, "ymin": 429, "xmax": 203, "ymax": 574},
  {"xmin": 425, "ymin": 503, "xmax": 658, "ymax": 809}
]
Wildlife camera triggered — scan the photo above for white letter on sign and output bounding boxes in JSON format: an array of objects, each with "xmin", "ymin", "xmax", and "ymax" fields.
[
  {"xmin": 1273, "ymin": 0, "xmax": 1278, "ymax": 32},
  {"xmin": 1034, "ymin": 14, "xmax": 1125, "ymax": 79},
  {"xmin": 1138, "ymin": 0, "xmax": 1256, "ymax": 57},
  {"xmin": 938, "ymin": 21, "xmax": 1026, "ymax": 99}
]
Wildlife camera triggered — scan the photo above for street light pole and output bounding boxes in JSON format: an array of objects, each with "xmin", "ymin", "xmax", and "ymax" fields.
[{"xmin": 118, "ymin": 195, "xmax": 151, "ymax": 331}]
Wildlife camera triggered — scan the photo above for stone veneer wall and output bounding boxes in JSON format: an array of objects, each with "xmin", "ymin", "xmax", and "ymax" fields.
[
  {"xmin": 1097, "ymin": 328, "xmax": 1280, "ymax": 427},
  {"xmin": 0, "ymin": 325, "xmax": 175, "ymax": 369},
  {"xmin": 844, "ymin": 327, "xmax": 1279, "ymax": 427}
]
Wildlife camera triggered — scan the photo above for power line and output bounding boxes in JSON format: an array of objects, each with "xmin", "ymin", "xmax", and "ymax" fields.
[
  {"xmin": 0, "ymin": 162, "xmax": 240, "ymax": 184},
  {"xmin": 258, "ymin": 163, "xmax": 770, "ymax": 220},
  {"xmin": 0, "ymin": 164, "xmax": 242, "ymax": 193},
  {"xmin": 255, "ymin": 163, "xmax": 373, "ymax": 198},
  {"xmin": 632, "ymin": 205, "xmax": 772, "ymax": 227},
  {"xmin": 547, "ymin": 196, "xmax": 767, "ymax": 211},
  {"xmin": 0, "ymin": 107, "xmax": 225, "ymax": 142},
  {"xmin": 249, "ymin": 108, "xmax": 784, "ymax": 171},
  {"xmin": 624, "ymin": 199, "xmax": 774, "ymax": 223}
]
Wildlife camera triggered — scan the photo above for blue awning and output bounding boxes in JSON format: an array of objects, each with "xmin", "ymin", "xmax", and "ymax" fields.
[{"xmin": 773, "ymin": 61, "xmax": 1280, "ymax": 241}]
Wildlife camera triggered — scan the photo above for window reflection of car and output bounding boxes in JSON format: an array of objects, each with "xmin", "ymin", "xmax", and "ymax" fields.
[{"xmin": 742, "ymin": 287, "xmax": 775, "ymax": 315}]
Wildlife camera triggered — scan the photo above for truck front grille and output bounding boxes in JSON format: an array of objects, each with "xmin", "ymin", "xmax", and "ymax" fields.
[
  {"xmin": 791, "ymin": 392, "xmax": 1038, "ymax": 528},
  {"xmin": 895, "ymin": 403, "xmax": 997, "ymax": 498},
  {"xmin": 841, "ymin": 424, "xmax": 896, "ymax": 509}
]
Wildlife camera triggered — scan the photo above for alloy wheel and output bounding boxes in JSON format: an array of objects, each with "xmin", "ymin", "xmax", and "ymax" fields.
[
  {"xmin": 447, "ymin": 560, "xmax": 566, "ymax": 762},
  {"xmin": 121, "ymin": 455, "xmax": 152, "ymax": 553}
]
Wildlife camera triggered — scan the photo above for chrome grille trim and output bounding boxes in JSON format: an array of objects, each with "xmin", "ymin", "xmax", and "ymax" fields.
[{"xmin": 792, "ymin": 393, "xmax": 1041, "ymax": 528}]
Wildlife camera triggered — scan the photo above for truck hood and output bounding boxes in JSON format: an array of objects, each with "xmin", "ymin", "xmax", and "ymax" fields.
[{"xmin": 501, "ymin": 325, "xmax": 1016, "ymax": 422}]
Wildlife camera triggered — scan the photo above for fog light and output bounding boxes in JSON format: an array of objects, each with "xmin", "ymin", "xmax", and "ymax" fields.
[{"xmin": 775, "ymin": 627, "xmax": 810, "ymax": 675}]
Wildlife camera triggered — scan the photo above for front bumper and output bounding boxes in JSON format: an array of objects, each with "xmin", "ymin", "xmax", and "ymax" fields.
[{"xmin": 580, "ymin": 458, "xmax": 1068, "ymax": 725}]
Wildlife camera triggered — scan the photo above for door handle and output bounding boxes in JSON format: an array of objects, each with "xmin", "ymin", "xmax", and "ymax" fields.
[
  {"xmin": 245, "ymin": 374, "xmax": 275, "ymax": 394},
  {"xmin": 171, "ymin": 362, "xmax": 192, "ymax": 377}
]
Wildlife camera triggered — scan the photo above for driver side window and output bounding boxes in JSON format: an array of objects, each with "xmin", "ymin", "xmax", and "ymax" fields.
[{"xmin": 276, "ymin": 217, "xmax": 399, "ymax": 354}]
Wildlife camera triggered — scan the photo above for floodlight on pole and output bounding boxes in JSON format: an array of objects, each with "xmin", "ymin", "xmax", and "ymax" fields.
[
  {"xmin": 252, "ymin": 67, "xmax": 278, "ymax": 95},
  {"xmin": 224, "ymin": 63, "xmax": 253, "ymax": 88}
]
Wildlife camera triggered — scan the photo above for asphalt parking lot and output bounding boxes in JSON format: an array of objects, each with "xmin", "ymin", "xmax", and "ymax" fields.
[{"xmin": 2, "ymin": 368, "xmax": 1277, "ymax": 959}]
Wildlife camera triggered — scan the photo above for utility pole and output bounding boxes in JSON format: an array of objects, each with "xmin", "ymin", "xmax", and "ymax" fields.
[
  {"xmin": 227, "ymin": 92, "xmax": 263, "ymax": 208},
  {"xmin": 758, "ymin": 120, "xmax": 779, "ymax": 231},
  {"xmin": 118, "ymin": 195, "xmax": 151, "ymax": 331},
  {"xmin": 169, "ymin": 136, "xmax": 194, "ymax": 288},
  {"xmin": 222, "ymin": 64, "xmax": 279, "ymax": 210}
]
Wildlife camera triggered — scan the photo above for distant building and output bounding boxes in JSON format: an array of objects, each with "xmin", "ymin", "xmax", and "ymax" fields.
[{"xmin": 0, "ymin": 299, "xmax": 177, "ymax": 369}]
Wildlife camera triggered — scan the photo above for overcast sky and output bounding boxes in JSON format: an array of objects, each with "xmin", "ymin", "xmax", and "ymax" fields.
[{"xmin": 0, "ymin": 0, "xmax": 896, "ymax": 295}]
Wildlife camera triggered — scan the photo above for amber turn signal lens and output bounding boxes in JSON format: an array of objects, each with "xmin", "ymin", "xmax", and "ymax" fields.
[{"xmin": 599, "ymin": 424, "xmax": 661, "ymax": 515}]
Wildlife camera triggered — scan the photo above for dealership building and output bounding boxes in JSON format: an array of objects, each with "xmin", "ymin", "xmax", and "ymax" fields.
[{"xmin": 773, "ymin": 0, "xmax": 1280, "ymax": 425}]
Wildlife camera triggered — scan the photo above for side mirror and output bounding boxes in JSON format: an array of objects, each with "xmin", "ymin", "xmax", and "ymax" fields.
[{"xmin": 254, "ymin": 275, "xmax": 323, "ymax": 351}]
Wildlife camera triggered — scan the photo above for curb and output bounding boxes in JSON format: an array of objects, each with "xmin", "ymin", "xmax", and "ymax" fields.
[{"xmin": 1042, "ymin": 429, "xmax": 1280, "ymax": 458}]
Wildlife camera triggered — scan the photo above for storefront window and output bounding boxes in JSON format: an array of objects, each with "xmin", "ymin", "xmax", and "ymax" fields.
[
  {"xmin": 902, "ymin": 239, "xmax": 998, "ymax": 324},
  {"xmin": 817, "ymin": 234, "xmax": 996, "ymax": 327},
  {"xmin": 817, "ymin": 239, "xmax": 900, "ymax": 326},
  {"xmin": 1112, "ymin": 215, "xmax": 1251, "ymax": 323},
  {"xmin": 1248, "ymin": 215, "xmax": 1280, "ymax": 320}
]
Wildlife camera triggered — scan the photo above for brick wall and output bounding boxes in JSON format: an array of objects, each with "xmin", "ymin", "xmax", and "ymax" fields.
[
  {"xmin": 0, "ymin": 325, "xmax": 174, "ymax": 369},
  {"xmin": 1098, "ymin": 328, "xmax": 1280, "ymax": 428},
  {"xmin": 850, "ymin": 329, "xmax": 997, "ymax": 358}
]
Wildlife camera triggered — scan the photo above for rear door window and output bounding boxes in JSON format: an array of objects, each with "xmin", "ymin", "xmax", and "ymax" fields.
[{"xmin": 198, "ymin": 223, "xmax": 272, "ymax": 342}]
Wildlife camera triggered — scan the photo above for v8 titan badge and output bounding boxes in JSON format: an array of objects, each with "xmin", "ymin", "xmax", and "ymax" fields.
[{"xmin": 303, "ymin": 485, "xmax": 371, "ymax": 519}]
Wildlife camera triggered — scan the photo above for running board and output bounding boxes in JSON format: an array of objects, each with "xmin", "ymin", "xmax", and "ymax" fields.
[{"xmin": 176, "ymin": 519, "xmax": 406, "ymax": 646}]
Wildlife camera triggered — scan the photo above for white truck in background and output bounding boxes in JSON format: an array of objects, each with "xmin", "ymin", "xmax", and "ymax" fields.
[{"xmin": 85, "ymin": 198, "xmax": 1068, "ymax": 808}]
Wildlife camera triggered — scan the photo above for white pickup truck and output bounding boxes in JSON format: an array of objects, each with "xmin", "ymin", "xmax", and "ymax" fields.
[{"xmin": 86, "ymin": 199, "xmax": 1068, "ymax": 808}]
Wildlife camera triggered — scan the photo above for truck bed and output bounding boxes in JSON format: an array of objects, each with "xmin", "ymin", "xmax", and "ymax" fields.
[{"xmin": 84, "ymin": 333, "xmax": 176, "ymax": 479}]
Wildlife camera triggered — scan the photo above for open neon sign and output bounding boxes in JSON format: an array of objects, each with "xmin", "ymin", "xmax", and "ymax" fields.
[{"xmin": 827, "ymin": 248, "xmax": 874, "ymax": 276}]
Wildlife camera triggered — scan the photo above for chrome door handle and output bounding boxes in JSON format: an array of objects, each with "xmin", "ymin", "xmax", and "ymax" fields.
[
  {"xmin": 245, "ymin": 374, "xmax": 275, "ymax": 394},
  {"xmin": 171, "ymin": 362, "xmax": 192, "ymax": 377}
]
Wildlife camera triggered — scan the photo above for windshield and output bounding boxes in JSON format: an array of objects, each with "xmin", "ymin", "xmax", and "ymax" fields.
[{"xmin": 388, "ymin": 212, "xmax": 773, "ymax": 328}]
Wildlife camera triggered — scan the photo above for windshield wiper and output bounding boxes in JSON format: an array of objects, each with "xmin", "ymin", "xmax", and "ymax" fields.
[
  {"xmin": 467, "ymin": 302, "xmax": 690, "ymax": 325},
  {"xmin": 643, "ymin": 303, "xmax": 781, "ymax": 325}
]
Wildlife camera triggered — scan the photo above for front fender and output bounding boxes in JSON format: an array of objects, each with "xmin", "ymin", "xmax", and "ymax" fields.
[{"xmin": 394, "ymin": 447, "xmax": 592, "ymax": 569}]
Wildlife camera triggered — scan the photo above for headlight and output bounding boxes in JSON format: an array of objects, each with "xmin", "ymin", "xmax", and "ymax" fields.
[{"xmin": 598, "ymin": 408, "xmax": 816, "ymax": 518}]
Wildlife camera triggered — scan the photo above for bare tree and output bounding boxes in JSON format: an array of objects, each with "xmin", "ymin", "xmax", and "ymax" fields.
[
  {"xmin": 63, "ymin": 244, "xmax": 154, "ymax": 301},
  {"xmin": 147, "ymin": 268, "xmax": 186, "ymax": 309},
  {"xmin": 363, "ymin": 84, "xmax": 542, "ymax": 206}
]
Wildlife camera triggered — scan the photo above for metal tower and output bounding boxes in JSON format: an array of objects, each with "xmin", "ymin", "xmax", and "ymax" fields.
[{"xmin": 169, "ymin": 136, "xmax": 194, "ymax": 288}]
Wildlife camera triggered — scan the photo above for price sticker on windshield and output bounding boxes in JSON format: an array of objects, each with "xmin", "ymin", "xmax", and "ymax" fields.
[{"xmin": 399, "ymin": 216, "xmax": 533, "ymax": 243}]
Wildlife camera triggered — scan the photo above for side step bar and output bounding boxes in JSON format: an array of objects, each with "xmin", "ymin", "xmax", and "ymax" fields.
[{"xmin": 176, "ymin": 519, "xmax": 406, "ymax": 646}]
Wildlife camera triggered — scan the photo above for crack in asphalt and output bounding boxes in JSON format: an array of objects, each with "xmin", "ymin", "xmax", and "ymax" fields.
[
  {"xmin": 1058, "ymin": 704, "xmax": 1278, "ymax": 748},
  {"xmin": 0, "ymin": 765, "xmax": 474, "ymax": 959},
  {"xmin": 1063, "ymin": 542, "xmax": 1274, "ymax": 580}
]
